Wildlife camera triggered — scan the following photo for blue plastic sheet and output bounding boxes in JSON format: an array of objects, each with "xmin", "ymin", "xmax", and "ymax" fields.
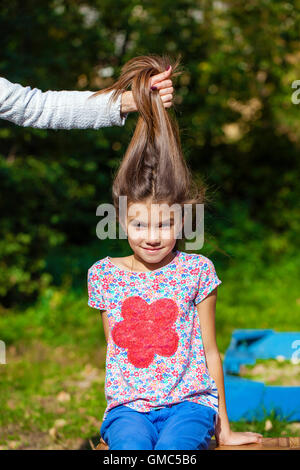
[{"xmin": 223, "ymin": 329, "xmax": 300, "ymax": 421}]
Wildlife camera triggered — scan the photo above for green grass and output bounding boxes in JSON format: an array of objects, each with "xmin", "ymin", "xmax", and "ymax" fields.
[{"xmin": 0, "ymin": 253, "xmax": 299, "ymax": 449}]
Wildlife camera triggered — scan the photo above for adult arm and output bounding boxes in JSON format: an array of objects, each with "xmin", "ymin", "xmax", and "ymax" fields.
[
  {"xmin": 0, "ymin": 76, "xmax": 128, "ymax": 129},
  {"xmin": 0, "ymin": 66, "xmax": 174, "ymax": 130}
]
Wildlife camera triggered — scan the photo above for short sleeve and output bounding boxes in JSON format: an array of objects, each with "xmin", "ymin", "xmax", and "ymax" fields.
[
  {"xmin": 194, "ymin": 257, "xmax": 222, "ymax": 305},
  {"xmin": 87, "ymin": 265, "xmax": 107, "ymax": 310}
]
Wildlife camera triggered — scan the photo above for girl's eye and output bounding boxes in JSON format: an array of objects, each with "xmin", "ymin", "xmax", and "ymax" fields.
[
  {"xmin": 133, "ymin": 222, "xmax": 146, "ymax": 228},
  {"xmin": 132, "ymin": 222, "xmax": 172, "ymax": 228}
]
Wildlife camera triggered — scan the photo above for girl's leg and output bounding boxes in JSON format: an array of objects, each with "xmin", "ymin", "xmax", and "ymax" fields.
[
  {"xmin": 100, "ymin": 405, "xmax": 159, "ymax": 450},
  {"xmin": 154, "ymin": 401, "xmax": 216, "ymax": 450}
]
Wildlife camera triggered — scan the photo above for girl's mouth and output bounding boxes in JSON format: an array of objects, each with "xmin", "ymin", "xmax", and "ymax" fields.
[{"xmin": 142, "ymin": 247, "xmax": 162, "ymax": 253}]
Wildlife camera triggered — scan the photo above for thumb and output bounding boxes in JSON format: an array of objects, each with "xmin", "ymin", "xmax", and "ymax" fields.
[{"xmin": 150, "ymin": 66, "xmax": 172, "ymax": 87}]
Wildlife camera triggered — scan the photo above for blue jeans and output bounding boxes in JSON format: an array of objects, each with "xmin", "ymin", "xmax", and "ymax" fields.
[{"xmin": 100, "ymin": 401, "xmax": 217, "ymax": 450}]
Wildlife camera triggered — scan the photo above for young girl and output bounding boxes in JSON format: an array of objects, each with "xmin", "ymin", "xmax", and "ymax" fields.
[{"xmin": 87, "ymin": 55, "xmax": 263, "ymax": 450}]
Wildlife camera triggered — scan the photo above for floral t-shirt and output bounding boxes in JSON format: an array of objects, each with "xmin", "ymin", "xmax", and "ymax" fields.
[{"xmin": 87, "ymin": 250, "xmax": 222, "ymax": 423}]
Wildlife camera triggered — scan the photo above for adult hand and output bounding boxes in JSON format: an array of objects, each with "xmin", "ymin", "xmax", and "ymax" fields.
[{"xmin": 121, "ymin": 65, "xmax": 174, "ymax": 114}]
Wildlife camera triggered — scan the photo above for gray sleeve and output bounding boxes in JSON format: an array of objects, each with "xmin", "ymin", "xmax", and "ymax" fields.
[{"xmin": 0, "ymin": 77, "xmax": 128, "ymax": 129}]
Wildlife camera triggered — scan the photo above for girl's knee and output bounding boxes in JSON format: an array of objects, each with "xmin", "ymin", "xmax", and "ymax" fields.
[
  {"xmin": 109, "ymin": 437, "xmax": 153, "ymax": 450},
  {"xmin": 155, "ymin": 438, "xmax": 187, "ymax": 450},
  {"xmin": 155, "ymin": 436, "xmax": 211, "ymax": 451}
]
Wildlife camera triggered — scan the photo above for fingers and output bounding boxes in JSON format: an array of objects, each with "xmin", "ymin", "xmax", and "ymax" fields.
[
  {"xmin": 161, "ymin": 95, "xmax": 172, "ymax": 105},
  {"xmin": 150, "ymin": 66, "xmax": 172, "ymax": 87},
  {"xmin": 244, "ymin": 432, "xmax": 263, "ymax": 443},
  {"xmin": 246, "ymin": 432, "xmax": 263, "ymax": 438},
  {"xmin": 149, "ymin": 69, "xmax": 174, "ymax": 109},
  {"xmin": 160, "ymin": 94, "xmax": 173, "ymax": 103},
  {"xmin": 151, "ymin": 79, "xmax": 173, "ymax": 91},
  {"xmin": 160, "ymin": 93, "xmax": 173, "ymax": 109},
  {"xmin": 159, "ymin": 86, "xmax": 174, "ymax": 96},
  {"xmin": 218, "ymin": 431, "xmax": 264, "ymax": 446}
]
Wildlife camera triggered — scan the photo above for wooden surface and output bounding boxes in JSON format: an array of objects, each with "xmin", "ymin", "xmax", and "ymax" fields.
[{"xmin": 94, "ymin": 436, "xmax": 300, "ymax": 451}]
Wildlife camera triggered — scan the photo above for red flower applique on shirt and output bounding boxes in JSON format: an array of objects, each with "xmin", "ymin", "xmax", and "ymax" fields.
[{"xmin": 111, "ymin": 296, "xmax": 179, "ymax": 368}]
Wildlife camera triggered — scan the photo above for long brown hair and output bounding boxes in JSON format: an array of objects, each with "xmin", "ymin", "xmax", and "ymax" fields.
[{"xmin": 91, "ymin": 54, "xmax": 208, "ymax": 252}]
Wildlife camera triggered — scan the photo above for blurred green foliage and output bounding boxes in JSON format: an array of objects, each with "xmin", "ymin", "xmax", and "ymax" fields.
[
  {"xmin": 0, "ymin": 0, "xmax": 300, "ymax": 307},
  {"xmin": 1, "ymin": 2, "xmax": 300, "ymax": 445}
]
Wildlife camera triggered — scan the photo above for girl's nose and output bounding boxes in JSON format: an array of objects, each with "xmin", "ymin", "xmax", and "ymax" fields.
[{"xmin": 146, "ymin": 228, "xmax": 161, "ymax": 242}]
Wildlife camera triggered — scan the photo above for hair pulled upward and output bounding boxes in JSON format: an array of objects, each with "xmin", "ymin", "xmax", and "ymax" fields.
[{"xmin": 92, "ymin": 54, "xmax": 208, "ymax": 250}]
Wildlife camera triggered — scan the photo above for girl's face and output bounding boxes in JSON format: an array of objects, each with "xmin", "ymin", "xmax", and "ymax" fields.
[{"xmin": 124, "ymin": 200, "xmax": 183, "ymax": 263}]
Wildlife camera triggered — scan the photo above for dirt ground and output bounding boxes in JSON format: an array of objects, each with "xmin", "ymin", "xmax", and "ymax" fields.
[{"xmin": 239, "ymin": 358, "xmax": 300, "ymax": 386}]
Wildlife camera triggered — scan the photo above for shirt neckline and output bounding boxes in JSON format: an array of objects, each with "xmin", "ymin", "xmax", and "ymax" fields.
[{"xmin": 106, "ymin": 250, "xmax": 181, "ymax": 275}]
